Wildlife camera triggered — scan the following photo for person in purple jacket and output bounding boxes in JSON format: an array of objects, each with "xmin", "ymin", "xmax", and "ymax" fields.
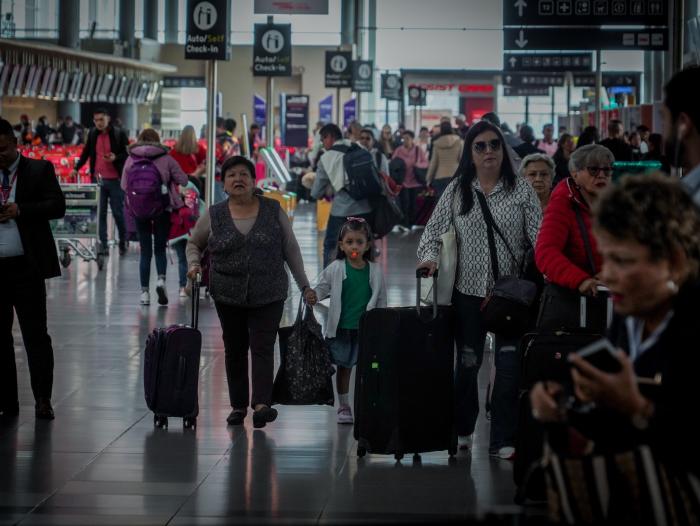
[{"xmin": 122, "ymin": 129, "xmax": 188, "ymax": 306}]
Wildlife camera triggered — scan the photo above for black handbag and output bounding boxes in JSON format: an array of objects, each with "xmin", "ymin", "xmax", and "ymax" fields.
[
  {"xmin": 369, "ymin": 193, "xmax": 404, "ymax": 238},
  {"xmin": 476, "ymin": 191, "xmax": 537, "ymax": 337},
  {"xmin": 272, "ymin": 298, "xmax": 335, "ymax": 406},
  {"xmin": 536, "ymin": 203, "xmax": 610, "ymax": 333}
]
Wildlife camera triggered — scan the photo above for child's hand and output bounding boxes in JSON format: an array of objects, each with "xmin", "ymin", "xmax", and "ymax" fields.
[{"xmin": 303, "ymin": 288, "xmax": 318, "ymax": 306}]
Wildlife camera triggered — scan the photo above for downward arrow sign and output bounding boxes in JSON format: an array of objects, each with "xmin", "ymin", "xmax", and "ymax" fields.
[
  {"xmin": 514, "ymin": 0, "xmax": 527, "ymax": 16},
  {"xmin": 515, "ymin": 29, "xmax": 528, "ymax": 48}
]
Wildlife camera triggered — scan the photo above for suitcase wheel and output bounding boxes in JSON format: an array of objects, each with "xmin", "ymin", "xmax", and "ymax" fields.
[
  {"xmin": 413, "ymin": 453, "xmax": 422, "ymax": 463},
  {"xmin": 183, "ymin": 417, "xmax": 196, "ymax": 430},
  {"xmin": 394, "ymin": 452, "xmax": 404, "ymax": 461},
  {"xmin": 154, "ymin": 415, "xmax": 168, "ymax": 429},
  {"xmin": 448, "ymin": 447, "xmax": 457, "ymax": 457},
  {"xmin": 357, "ymin": 446, "xmax": 367, "ymax": 458}
]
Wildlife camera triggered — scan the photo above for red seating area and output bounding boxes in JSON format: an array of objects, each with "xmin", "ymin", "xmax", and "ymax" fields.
[{"xmin": 20, "ymin": 145, "xmax": 92, "ymax": 184}]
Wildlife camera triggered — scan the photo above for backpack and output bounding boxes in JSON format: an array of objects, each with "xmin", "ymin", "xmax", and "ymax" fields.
[
  {"xmin": 125, "ymin": 154, "xmax": 168, "ymax": 220},
  {"xmin": 331, "ymin": 144, "xmax": 383, "ymax": 201},
  {"xmin": 389, "ymin": 156, "xmax": 407, "ymax": 184}
]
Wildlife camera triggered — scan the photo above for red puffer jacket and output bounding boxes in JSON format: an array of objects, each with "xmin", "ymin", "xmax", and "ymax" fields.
[{"xmin": 535, "ymin": 178, "xmax": 602, "ymax": 290}]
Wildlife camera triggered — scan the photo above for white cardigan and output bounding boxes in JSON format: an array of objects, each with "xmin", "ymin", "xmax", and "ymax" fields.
[{"xmin": 314, "ymin": 259, "xmax": 387, "ymax": 338}]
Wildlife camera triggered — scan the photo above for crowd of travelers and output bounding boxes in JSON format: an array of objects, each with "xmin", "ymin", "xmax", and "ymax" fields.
[{"xmin": 4, "ymin": 66, "xmax": 700, "ymax": 524}]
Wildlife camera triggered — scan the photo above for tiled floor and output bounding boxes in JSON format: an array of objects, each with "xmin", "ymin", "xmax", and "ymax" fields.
[{"xmin": 0, "ymin": 203, "xmax": 536, "ymax": 525}]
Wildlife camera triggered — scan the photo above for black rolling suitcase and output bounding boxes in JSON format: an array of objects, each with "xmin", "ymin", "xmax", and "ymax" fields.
[
  {"xmin": 513, "ymin": 329, "xmax": 604, "ymax": 503},
  {"xmin": 354, "ymin": 269, "xmax": 457, "ymax": 461},
  {"xmin": 144, "ymin": 276, "xmax": 202, "ymax": 430}
]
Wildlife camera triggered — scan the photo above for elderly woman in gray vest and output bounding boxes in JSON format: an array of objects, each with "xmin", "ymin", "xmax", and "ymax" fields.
[{"xmin": 187, "ymin": 156, "xmax": 316, "ymax": 429}]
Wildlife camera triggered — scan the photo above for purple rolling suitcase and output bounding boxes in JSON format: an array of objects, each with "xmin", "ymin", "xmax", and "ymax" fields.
[{"xmin": 144, "ymin": 276, "xmax": 201, "ymax": 429}]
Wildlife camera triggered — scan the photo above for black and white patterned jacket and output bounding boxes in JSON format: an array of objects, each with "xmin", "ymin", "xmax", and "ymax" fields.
[{"xmin": 417, "ymin": 176, "xmax": 542, "ymax": 298}]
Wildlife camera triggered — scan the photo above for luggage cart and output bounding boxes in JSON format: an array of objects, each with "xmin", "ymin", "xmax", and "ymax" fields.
[{"xmin": 52, "ymin": 183, "xmax": 104, "ymax": 271}]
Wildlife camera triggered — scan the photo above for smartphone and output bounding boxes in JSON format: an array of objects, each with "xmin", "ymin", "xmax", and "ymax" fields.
[{"xmin": 574, "ymin": 338, "xmax": 622, "ymax": 373}]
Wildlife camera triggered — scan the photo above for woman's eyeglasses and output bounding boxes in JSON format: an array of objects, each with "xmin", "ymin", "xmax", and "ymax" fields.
[
  {"xmin": 586, "ymin": 165, "xmax": 613, "ymax": 176},
  {"xmin": 346, "ymin": 216, "xmax": 367, "ymax": 223},
  {"xmin": 472, "ymin": 139, "xmax": 502, "ymax": 154}
]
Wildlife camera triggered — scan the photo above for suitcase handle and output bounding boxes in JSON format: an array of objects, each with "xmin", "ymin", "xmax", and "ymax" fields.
[
  {"xmin": 191, "ymin": 273, "xmax": 201, "ymax": 329},
  {"xmin": 415, "ymin": 268, "xmax": 439, "ymax": 321}
]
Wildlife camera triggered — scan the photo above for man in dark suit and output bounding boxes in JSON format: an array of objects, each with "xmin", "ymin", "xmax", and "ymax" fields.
[
  {"xmin": 0, "ymin": 118, "xmax": 66, "ymax": 420},
  {"xmin": 70, "ymin": 108, "xmax": 129, "ymax": 256}
]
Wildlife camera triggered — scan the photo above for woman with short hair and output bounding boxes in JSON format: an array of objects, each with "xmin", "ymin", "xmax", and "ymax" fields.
[
  {"xmin": 186, "ymin": 156, "xmax": 315, "ymax": 429},
  {"xmin": 520, "ymin": 153, "xmax": 554, "ymax": 211}
]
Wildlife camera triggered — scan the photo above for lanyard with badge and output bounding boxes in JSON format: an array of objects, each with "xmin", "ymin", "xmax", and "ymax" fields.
[{"xmin": 1, "ymin": 171, "xmax": 17, "ymax": 207}]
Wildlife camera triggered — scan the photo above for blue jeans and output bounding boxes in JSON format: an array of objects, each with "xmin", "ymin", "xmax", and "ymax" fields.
[
  {"xmin": 452, "ymin": 290, "xmax": 521, "ymax": 450},
  {"xmin": 322, "ymin": 213, "xmax": 371, "ymax": 268},
  {"xmin": 98, "ymin": 178, "xmax": 126, "ymax": 249},
  {"xmin": 135, "ymin": 213, "xmax": 170, "ymax": 289},
  {"xmin": 171, "ymin": 239, "xmax": 188, "ymax": 288}
]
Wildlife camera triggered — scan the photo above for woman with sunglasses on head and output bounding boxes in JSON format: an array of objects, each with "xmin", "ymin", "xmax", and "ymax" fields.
[
  {"xmin": 535, "ymin": 144, "xmax": 614, "ymax": 333},
  {"xmin": 417, "ymin": 121, "xmax": 542, "ymax": 459}
]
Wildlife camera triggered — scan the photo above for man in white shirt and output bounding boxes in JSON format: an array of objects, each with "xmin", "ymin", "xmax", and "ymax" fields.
[{"xmin": 663, "ymin": 69, "xmax": 700, "ymax": 205}]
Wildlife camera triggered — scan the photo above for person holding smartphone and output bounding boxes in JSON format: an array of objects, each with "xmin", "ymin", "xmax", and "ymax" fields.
[{"xmin": 531, "ymin": 175, "xmax": 700, "ymax": 518}]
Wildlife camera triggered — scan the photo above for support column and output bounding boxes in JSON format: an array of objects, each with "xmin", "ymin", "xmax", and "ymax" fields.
[
  {"xmin": 118, "ymin": 0, "xmax": 137, "ymax": 132},
  {"xmin": 165, "ymin": 0, "xmax": 179, "ymax": 43},
  {"xmin": 671, "ymin": 0, "xmax": 685, "ymax": 74},
  {"xmin": 341, "ymin": 0, "xmax": 356, "ymax": 47},
  {"xmin": 643, "ymin": 51, "xmax": 653, "ymax": 104},
  {"xmin": 368, "ymin": 0, "xmax": 377, "ymax": 126},
  {"xmin": 144, "ymin": 0, "xmax": 158, "ymax": 40},
  {"xmin": 58, "ymin": 0, "xmax": 81, "ymax": 121},
  {"xmin": 652, "ymin": 51, "xmax": 665, "ymax": 102}
]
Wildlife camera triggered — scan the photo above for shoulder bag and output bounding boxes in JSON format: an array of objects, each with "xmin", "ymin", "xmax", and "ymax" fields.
[
  {"xmin": 413, "ymin": 146, "xmax": 428, "ymax": 185},
  {"xmin": 536, "ymin": 203, "xmax": 611, "ymax": 333},
  {"xmin": 476, "ymin": 191, "xmax": 537, "ymax": 338}
]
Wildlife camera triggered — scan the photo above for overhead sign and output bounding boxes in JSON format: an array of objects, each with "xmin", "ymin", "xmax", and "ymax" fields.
[
  {"xmin": 163, "ymin": 76, "xmax": 206, "ymax": 88},
  {"xmin": 504, "ymin": 86, "xmax": 551, "ymax": 97},
  {"xmin": 281, "ymin": 94, "xmax": 309, "ymax": 147},
  {"xmin": 319, "ymin": 95, "xmax": 333, "ymax": 122},
  {"xmin": 254, "ymin": 0, "xmax": 328, "ymax": 14},
  {"xmin": 573, "ymin": 72, "xmax": 642, "ymax": 87},
  {"xmin": 351, "ymin": 60, "xmax": 373, "ymax": 92},
  {"xmin": 504, "ymin": 27, "xmax": 668, "ymax": 51},
  {"xmin": 185, "ymin": 0, "xmax": 231, "ymax": 60},
  {"xmin": 503, "ymin": 72, "xmax": 565, "ymax": 87},
  {"xmin": 408, "ymin": 85, "xmax": 427, "ymax": 106},
  {"xmin": 325, "ymin": 51, "xmax": 352, "ymax": 88},
  {"xmin": 504, "ymin": 52, "xmax": 593, "ymax": 72},
  {"xmin": 503, "ymin": 0, "xmax": 668, "ymax": 27},
  {"xmin": 253, "ymin": 23, "xmax": 292, "ymax": 76},
  {"xmin": 381, "ymin": 73, "xmax": 402, "ymax": 100}
]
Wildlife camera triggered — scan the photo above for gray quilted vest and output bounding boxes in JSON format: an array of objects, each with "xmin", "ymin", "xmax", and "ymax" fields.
[{"xmin": 208, "ymin": 196, "xmax": 288, "ymax": 306}]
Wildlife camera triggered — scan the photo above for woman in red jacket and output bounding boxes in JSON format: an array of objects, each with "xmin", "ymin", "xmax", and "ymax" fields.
[{"xmin": 535, "ymin": 144, "xmax": 614, "ymax": 332}]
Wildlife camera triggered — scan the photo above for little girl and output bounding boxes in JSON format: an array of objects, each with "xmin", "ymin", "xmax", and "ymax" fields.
[{"xmin": 308, "ymin": 218, "xmax": 387, "ymax": 424}]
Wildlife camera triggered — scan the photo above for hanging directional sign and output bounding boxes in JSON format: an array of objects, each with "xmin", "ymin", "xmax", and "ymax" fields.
[
  {"xmin": 253, "ymin": 23, "xmax": 292, "ymax": 76},
  {"xmin": 504, "ymin": 86, "xmax": 551, "ymax": 97},
  {"xmin": 504, "ymin": 52, "xmax": 593, "ymax": 72},
  {"xmin": 503, "ymin": 72, "xmax": 565, "ymax": 87},
  {"xmin": 381, "ymin": 73, "xmax": 402, "ymax": 100},
  {"xmin": 325, "ymin": 51, "xmax": 352, "ymax": 88},
  {"xmin": 503, "ymin": 0, "xmax": 668, "ymax": 27},
  {"xmin": 351, "ymin": 60, "xmax": 374, "ymax": 92},
  {"xmin": 504, "ymin": 27, "xmax": 668, "ymax": 51},
  {"xmin": 572, "ymin": 71, "xmax": 642, "ymax": 87}
]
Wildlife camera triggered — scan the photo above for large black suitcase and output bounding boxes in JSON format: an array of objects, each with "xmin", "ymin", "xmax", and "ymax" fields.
[
  {"xmin": 354, "ymin": 270, "xmax": 457, "ymax": 460},
  {"xmin": 513, "ymin": 330, "xmax": 603, "ymax": 503},
  {"xmin": 144, "ymin": 277, "xmax": 202, "ymax": 430}
]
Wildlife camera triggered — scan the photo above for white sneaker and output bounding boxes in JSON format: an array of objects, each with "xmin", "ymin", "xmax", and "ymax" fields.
[
  {"xmin": 458, "ymin": 435, "xmax": 473, "ymax": 450},
  {"xmin": 156, "ymin": 278, "xmax": 168, "ymax": 306},
  {"xmin": 179, "ymin": 287, "xmax": 188, "ymax": 298},
  {"xmin": 493, "ymin": 446, "xmax": 516, "ymax": 460},
  {"xmin": 140, "ymin": 291, "xmax": 150, "ymax": 305},
  {"xmin": 337, "ymin": 404, "xmax": 354, "ymax": 424}
]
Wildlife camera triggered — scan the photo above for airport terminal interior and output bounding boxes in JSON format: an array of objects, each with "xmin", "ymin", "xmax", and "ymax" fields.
[{"xmin": 2, "ymin": 0, "xmax": 700, "ymax": 524}]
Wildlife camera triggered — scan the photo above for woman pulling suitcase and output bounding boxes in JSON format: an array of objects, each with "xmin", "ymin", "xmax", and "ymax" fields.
[
  {"xmin": 186, "ymin": 156, "xmax": 316, "ymax": 429},
  {"xmin": 417, "ymin": 121, "xmax": 542, "ymax": 459}
]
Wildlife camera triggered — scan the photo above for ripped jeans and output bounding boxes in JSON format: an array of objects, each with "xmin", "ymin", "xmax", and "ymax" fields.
[{"xmin": 452, "ymin": 290, "xmax": 521, "ymax": 450}]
